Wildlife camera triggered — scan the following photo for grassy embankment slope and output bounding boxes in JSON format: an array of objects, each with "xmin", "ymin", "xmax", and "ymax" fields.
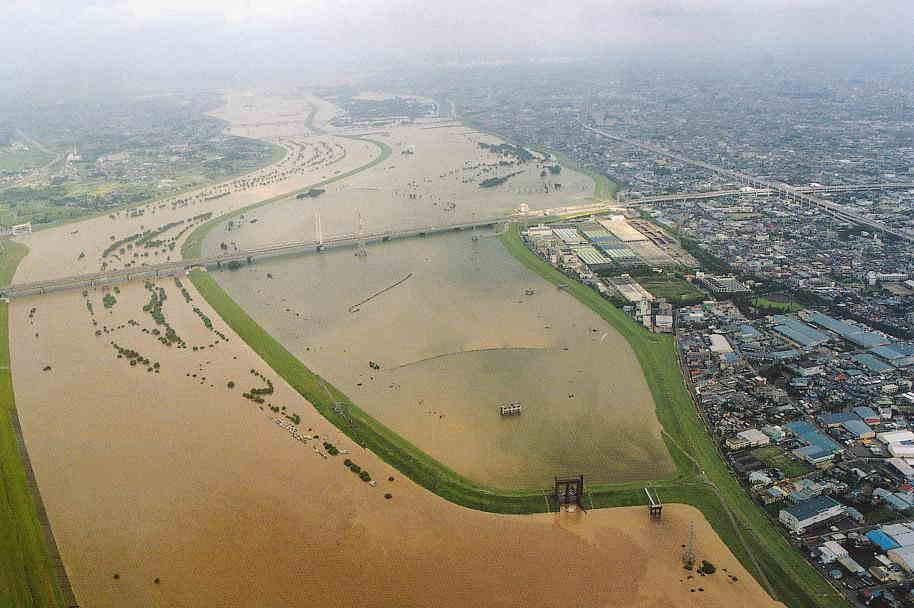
[
  {"xmin": 185, "ymin": 129, "xmax": 841, "ymax": 607},
  {"xmin": 499, "ymin": 224, "xmax": 842, "ymax": 608},
  {"xmin": 0, "ymin": 240, "xmax": 66, "ymax": 608},
  {"xmin": 544, "ymin": 148, "xmax": 617, "ymax": 200},
  {"xmin": 182, "ymin": 134, "xmax": 391, "ymax": 259}
]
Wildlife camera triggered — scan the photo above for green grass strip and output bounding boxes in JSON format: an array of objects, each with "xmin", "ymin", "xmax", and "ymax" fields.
[
  {"xmin": 182, "ymin": 122, "xmax": 841, "ymax": 606},
  {"xmin": 182, "ymin": 136, "xmax": 392, "ymax": 259},
  {"xmin": 498, "ymin": 224, "xmax": 846, "ymax": 608},
  {"xmin": 0, "ymin": 239, "xmax": 67, "ymax": 608}
]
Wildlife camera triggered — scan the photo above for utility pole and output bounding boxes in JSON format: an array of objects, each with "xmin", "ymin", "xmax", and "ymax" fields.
[{"xmin": 355, "ymin": 210, "xmax": 367, "ymax": 257}]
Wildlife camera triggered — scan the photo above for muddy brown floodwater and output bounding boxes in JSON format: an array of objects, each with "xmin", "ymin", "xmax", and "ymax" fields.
[
  {"xmin": 209, "ymin": 231, "xmax": 675, "ymax": 487},
  {"xmin": 8, "ymin": 91, "xmax": 779, "ymax": 608}
]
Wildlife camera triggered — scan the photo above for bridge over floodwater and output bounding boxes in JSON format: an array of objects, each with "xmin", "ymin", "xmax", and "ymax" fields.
[
  {"xmin": 6, "ymin": 176, "xmax": 914, "ymax": 300},
  {"xmin": 1, "ymin": 216, "xmax": 507, "ymax": 299}
]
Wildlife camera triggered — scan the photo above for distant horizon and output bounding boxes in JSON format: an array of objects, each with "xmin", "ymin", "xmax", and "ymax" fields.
[{"xmin": 2, "ymin": 1, "xmax": 914, "ymax": 101}]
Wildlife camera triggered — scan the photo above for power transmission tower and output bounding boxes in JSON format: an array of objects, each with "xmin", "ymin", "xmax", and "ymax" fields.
[
  {"xmin": 355, "ymin": 210, "xmax": 367, "ymax": 257},
  {"xmin": 314, "ymin": 211, "xmax": 323, "ymax": 250},
  {"xmin": 682, "ymin": 522, "xmax": 696, "ymax": 570}
]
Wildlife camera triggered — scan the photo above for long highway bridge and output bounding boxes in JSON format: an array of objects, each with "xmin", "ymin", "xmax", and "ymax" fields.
[
  {"xmin": 5, "ymin": 179, "xmax": 913, "ymax": 300},
  {"xmin": 584, "ymin": 125, "xmax": 914, "ymax": 243},
  {"xmin": 622, "ymin": 183, "xmax": 914, "ymax": 206},
  {"xmin": 529, "ymin": 182, "xmax": 914, "ymax": 218},
  {"xmin": 0, "ymin": 217, "xmax": 506, "ymax": 299}
]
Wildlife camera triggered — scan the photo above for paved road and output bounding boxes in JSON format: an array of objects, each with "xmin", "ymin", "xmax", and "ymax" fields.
[{"xmin": 584, "ymin": 125, "xmax": 914, "ymax": 243}]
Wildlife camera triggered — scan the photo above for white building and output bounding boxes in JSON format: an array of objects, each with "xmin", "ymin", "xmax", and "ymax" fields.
[
  {"xmin": 889, "ymin": 443, "xmax": 914, "ymax": 458},
  {"xmin": 819, "ymin": 540, "xmax": 848, "ymax": 563},
  {"xmin": 709, "ymin": 334, "xmax": 733, "ymax": 354},
  {"xmin": 878, "ymin": 430, "xmax": 914, "ymax": 445},
  {"xmin": 737, "ymin": 428, "xmax": 771, "ymax": 448},
  {"xmin": 779, "ymin": 496, "xmax": 846, "ymax": 533}
]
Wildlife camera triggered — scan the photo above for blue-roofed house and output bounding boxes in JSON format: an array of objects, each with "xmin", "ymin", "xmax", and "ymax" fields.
[
  {"xmin": 867, "ymin": 530, "xmax": 902, "ymax": 551},
  {"xmin": 794, "ymin": 445, "xmax": 838, "ymax": 465},
  {"xmin": 853, "ymin": 353, "xmax": 894, "ymax": 373},
  {"xmin": 739, "ymin": 325, "xmax": 763, "ymax": 339},
  {"xmin": 786, "ymin": 421, "xmax": 843, "ymax": 454},
  {"xmin": 802, "ymin": 311, "xmax": 891, "ymax": 348},
  {"xmin": 819, "ymin": 411, "xmax": 859, "ymax": 427},
  {"xmin": 852, "ymin": 406, "xmax": 881, "ymax": 425},
  {"xmin": 842, "ymin": 419, "xmax": 875, "ymax": 439},
  {"xmin": 774, "ymin": 320, "xmax": 830, "ymax": 348},
  {"xmin": 786, "ymin": 420, "xmax": 817, "ymax": 436},
  {"xmin": 875, "ymin": 488, "xmax": 913, "ymax": 511}
]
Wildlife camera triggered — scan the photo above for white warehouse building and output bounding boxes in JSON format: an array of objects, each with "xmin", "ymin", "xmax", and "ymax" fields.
[{"xmin": 779, "ymin": 496, "xmax": 847, "ymax": 533}]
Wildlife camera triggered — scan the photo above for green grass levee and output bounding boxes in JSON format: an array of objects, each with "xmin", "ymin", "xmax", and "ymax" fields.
[
  {"xmin": 498, "ymin": 224, "xmax": 844, "ymax": 608},
  {"xmin": 0, "ymin": 240, "xmax": 69, "ymax": 608},
  {"xmin": 183, "ymin": 127, "xmax": 843, "ymax": 607},
  {"xmin": 182, "ymin": 135, "xmax": 392, "ymax": 259}
]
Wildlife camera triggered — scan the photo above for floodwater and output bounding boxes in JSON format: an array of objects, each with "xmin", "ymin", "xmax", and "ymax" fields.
[
  {"xmin": 9, "ymin": 281, "xmax": 777, "ymax": 608},
  {"xmin": 210, "ymin": 231, "xmax": 675, "ymax": 487},
  {"xmin": 200, "ymin": 122, "xmax": 595, "ymax": 253},
  {"xmin": 7, "ymin": 91, "xmax": 777, "ymax": 608}
]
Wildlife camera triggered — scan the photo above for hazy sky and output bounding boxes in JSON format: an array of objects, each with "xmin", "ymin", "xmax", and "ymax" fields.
[{"xmin": 2, "ymin": 1, "xmax": 913, "ymax": 97}]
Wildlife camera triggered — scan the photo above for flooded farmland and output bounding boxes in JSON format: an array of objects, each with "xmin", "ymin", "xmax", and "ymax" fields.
[{"xmin": 208, "ymin": 230, "xmax": 675, "ymax": 487}]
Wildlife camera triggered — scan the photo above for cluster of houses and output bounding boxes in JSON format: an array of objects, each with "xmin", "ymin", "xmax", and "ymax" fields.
[{"xmin": 677, "ymin": 297, "xmax": 914, "ymax": 599}]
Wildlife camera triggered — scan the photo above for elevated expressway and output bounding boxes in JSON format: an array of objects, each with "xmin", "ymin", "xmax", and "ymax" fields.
[
  {"xmin": 5, "ymin": 167, "xmax": 912, "ymax": 300},
  {"xmin": 529, "ymin": 182, "xmax": 914, "ymax": 219},
  {"xmin": 583, "ymin": 125, "xmax": 914, "ymax": 243}
]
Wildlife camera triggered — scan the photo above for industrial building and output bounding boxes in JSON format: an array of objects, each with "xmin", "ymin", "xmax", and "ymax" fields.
[
  {"xmin": 887, "ymin": 546, "xmax": 914, "ymax": 574},
  {"xmin": 801, "ymin": 310, "xmax": 891, "ymax": 348},
  {"xmin": 772, "ymin": 319, "xmax": 830, "ymax": 348},
  {"xmin": 779, "ymin": 495, "xmax": 847, "ymax": 533},
  {"xmin": 698, "ymin": 274, "xmax": 750, "ymax": 295}
]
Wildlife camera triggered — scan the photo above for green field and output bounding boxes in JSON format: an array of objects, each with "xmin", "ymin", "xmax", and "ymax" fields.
[
  {"xmin": 637, "ymin": 275, "xmax": 706, "ymax": 304},
  {"xmin": 0, "ymin": 239, "xmax": 68, "ymax": 608},
  {"xmin": 0, "ymin": 148, "xmax": 55, "ymax": 173},
  {"xmin": 752, "ymin": 445, "xmax": 814, "ymax": 478},
  {"xmin": 752, "ymin": 297, "xmax": 804, "ymax": 313}
]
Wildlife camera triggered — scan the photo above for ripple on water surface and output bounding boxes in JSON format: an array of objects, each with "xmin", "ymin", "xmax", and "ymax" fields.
[{"xmin": 211, "ymin": 231, "xmax": 674, "ymax": 487}]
